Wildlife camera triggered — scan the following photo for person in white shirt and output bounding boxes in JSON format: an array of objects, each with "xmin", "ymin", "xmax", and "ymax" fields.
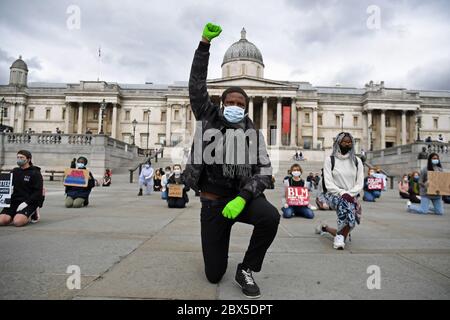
[
  {"xmin": 138, "ymin": 161, "xmax": 154, "ymax": 196},
  {"xmin": 314, "ymin": 132, "xmax": 364, "ymax": 250}
]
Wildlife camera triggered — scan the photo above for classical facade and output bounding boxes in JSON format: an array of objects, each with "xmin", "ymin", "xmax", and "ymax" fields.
[{"xmin": 1, "ymin": 29, "xmax": 449, "ymax": 153}]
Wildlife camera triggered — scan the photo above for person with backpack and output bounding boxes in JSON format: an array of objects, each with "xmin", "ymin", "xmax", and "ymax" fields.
[
  {"xmin": 315, "ymin": 132, "xmax": 364, "ymax": 250},
  {"xmin": 0, "ymin": 150, "xmax": 44, "ymax": 226},
  {"xmin": 281, "ymin": 164, "xmax": 314, "ymax": 219}
]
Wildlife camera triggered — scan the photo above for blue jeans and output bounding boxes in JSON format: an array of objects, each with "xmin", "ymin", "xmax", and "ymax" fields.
[
  {"xmin": 281, "ymin": 206, "xmax": 314, "ymax": 219},
  {"xmin": 408, "ymin": 195, "xmax": 444, "ymax": 215},
  {"xmin": 363, "ymin": 190, "xmax": 381, "ymax": 202}
]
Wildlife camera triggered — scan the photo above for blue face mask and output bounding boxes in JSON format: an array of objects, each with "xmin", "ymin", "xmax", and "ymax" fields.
[
  {"xmin": 223, "ymin": 106, "xmax": 245, "ymax": 123},
  {"xmin": 431, "ymin": 159, "xmax": 440, "ymax": 165}
]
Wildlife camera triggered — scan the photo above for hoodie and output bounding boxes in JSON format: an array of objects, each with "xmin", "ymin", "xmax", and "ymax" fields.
[{"xmin": 11, "ymin": 165, "xmax": 44, "ymax": 207}]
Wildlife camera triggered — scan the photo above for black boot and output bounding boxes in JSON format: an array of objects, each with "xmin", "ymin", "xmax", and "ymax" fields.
[{"xmin": 138, "ymin": 188, "xmax": 143, "ymax": 196}]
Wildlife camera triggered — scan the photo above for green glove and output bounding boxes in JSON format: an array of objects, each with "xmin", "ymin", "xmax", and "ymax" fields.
[
  {"xmin": 202, "ymin": 23, "xmax": 222, "ymax": 42},
  {"xmin": 222, "ymin": 196, "xmax": 246, "ymax": 219}
]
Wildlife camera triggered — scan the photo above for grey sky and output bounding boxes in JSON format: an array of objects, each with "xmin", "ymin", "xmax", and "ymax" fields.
[{"xmin": 0, "ymin": 0, "xmax": 449, "ymax": 90}]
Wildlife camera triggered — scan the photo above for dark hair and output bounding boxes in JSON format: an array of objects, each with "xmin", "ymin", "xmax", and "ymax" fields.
[
  {"xmin": 427, "ymin": 153, "xmax": 442, "ymax": 171},
  {"xmin": 290, "ymin": 164, "xmax": 302, "ymax": 173},
  {"xmin": 17, "ymin": 150, "xmax": 33, "ymax": 165},
  {"xmin": 221, "ymin": 86, "xmax": 249, "ymax": 106},
  {"xmin": 77, "ymin": 156, "xmax": 88, "ymax": 165}
]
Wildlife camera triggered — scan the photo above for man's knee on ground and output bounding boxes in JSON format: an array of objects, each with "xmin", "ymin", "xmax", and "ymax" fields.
[
  {"xmin": 13, "ymin": 214, "xmax": 29, "ymax": 227},
  {"xmin": 65, "ymin": 197, "xmax": 74, "ymax": 208},
  {"xmin": 205, "ymin": 270, "xmax": 225, "ymax": 284},
  {"xmin": 0, "ymin": 214, "xmax": 12, "ymax": 226}
]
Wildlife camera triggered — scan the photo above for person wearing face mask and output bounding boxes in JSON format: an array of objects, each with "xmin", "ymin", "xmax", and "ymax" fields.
[
  {"xmin": 161, "ymin": 166, "xmax": 172, "ymax": 200},
  {"xmin": 407, "ymin": 153, "xmax": 445, "ymax": 215},
  {"xmin": 184, "ymin": 23, "xmax": 279, "ymax": 299},
  {"xmin": 0, "ymin": 150, "xmax": 44, "ymax": 227},
  {"xmin": 362, "ymin": 168, "xmax": 382, "ymax": 202},
  {"xmin": 281, "ymin": 164, "xmax": 314, "ymax": 219},
  {"xmin": 166, "ymin": 164, "xmax": 190, "ymax": 208},
  {"xmin": 65, "ymin": 156, "xmax": 95, "ymax": 208},
  {"xmin": 398, "ymin": 174, "xmax": 410, "ymax": 199},
  {"xmin": 408, "ymin": 171, "xmax": 421, "ymax": 204},
  {"xmin": 138, "ymin": 161, "xmax": 154, "ymax": 196},
  {"xmin": 314, "ymin": 132, "xmax": 364, "ymax": 250},
  {"xmin": 373, "ymin": 167, "xmax": 387, "ymax": 192}
]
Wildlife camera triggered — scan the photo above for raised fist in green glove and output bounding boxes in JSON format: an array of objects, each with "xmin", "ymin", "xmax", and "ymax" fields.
[
  {"xmin": 222, "ymin": 196, "xmax": 246, "ymax": 219},
  {"xmin": 202, "ymin": 23, "xmax": 222, "ymax": 42}
]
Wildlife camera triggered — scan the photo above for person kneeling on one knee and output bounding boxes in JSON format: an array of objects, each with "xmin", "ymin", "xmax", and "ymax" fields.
[
  {"xmin": 65, "ymin": 156, "xmax": 96, "ymax": 208},
  {"xmin": 281, "ymin": 164, "xmax": 314, "ymax": 219},
  {"xmin": 0, "ymin": 150, "xmax": 44, "ymax": 227}
]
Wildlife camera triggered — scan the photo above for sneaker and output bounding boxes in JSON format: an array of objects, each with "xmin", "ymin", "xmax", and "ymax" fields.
[
  {"xmin": 138, "ymin": 189, "xmax": 143, "ymax": 196},
  {"xmin": 315, "ymin": 222, "xmax": 328, "ymax": 235},
  {"xmin": 406, "ymin": 200, "xmax": 412, "ymax": 210},
  {"xmin": 235, "ymin": 264, "xmax": 261, "ymax": 299},
  {"xmin": 30, "ymin": 208, "xmax": 40, "ymax": 224},
  {"xmin": 333, "ymin": 234, "xmax": 345, "ymax": 250}
]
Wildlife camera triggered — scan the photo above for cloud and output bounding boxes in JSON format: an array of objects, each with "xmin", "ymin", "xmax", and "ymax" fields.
[{"xmin": 0, "ymin": 0, "xmax": 448, "ymax": 91}]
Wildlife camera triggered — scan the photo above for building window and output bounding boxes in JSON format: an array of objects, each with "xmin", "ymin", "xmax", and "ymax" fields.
[
  {"xmin": 2, "ymin": 107, "xmax": 8, "ymax": 118},
  {"xmin": 62, "ymin": 108, "xmax": 66, "ymax": 120},
  {"xmin": 241, "ymin": 64, "xmax": 246, "ymax": 75},
  {"xmin": 303, "ymin": 136, "xmax": 312, "ymax": 149},
  {"xmin": 174, "ymin": 110, "xmax": 179, "ymax": 121},
  {"xmin": 143, "ymin": 110, "xmax": 150, "ymax": 122},
  {"xmin": 158, "ymin": 134, "xmax": 166, "ymax": 145},
  {"xmin": 385, "ymin": 116, "xmax": 391, "ymax": 128},
  {"xmin": 161, "ymin": 111, "xmax": 167, "ymax": 122},
  {"xmin": 353, "ymin": 116, "xmax": 359, "ymax": 127},
  {"xmin": 46, "ymin": 109, "xmax": 51, "ymax": 120},
  {"xmin": 93, "ymin": 111, "xmax": 99, "ymax": 120},
  {"xmin": 226, "ymin": 66, "xmax": 231, "ymax": 77},
  {"xmin": 318, "ymin": 114, "xmax": 323, "ymax": 126},
  {"xmin": 28, "ymin": 108, "xmax": 34, "ymax": 120},
  {"xmin": 305, "ymin": 113, "xmax": 310, "ymax": 124},
  {"xmin": 433, "ymin": 118, "xmax": 438, "ymax": 129},
  {"xmin": 125, "ymin": 110, "xmax": 130, "ymax": 121},
  {"xmin": 335, "ymin": 115, "xmax": 340, "ymax": 127},
  {"xmin": 257, "ymin": 66, "xmax": 261, "ymax": 77}
]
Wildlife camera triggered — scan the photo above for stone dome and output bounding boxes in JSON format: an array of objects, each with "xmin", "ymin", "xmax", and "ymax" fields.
[
  {"xmin": 222, "ymin": 28, "xmax": 264, "ymax": 67},
  {"xmin": 10, "ymin": 56, "xmax": 28, "ymax": 71}
]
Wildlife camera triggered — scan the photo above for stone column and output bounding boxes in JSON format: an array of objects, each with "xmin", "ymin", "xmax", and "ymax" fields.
[
  {"xmin": 312, "ymin": 108, "xmax": 318, "ymax": 149},
  {"xmin": 248, "ymin": 96, "xmax": 254, "ymax": 121},
  {"xmin": 367, "ymin": 110, "xmax": 372, "ymax": 151},
  {"xmin": 112, "ymin": 104, "xmax": 118, "ymax": 139},
  {"xmin": 166, "ymin": 104, "xmax": 172, "ymax": 146},
  {"xmin": 296, "ymin": 105, "xmax": 301, "ymax": 148},
  {"xmin": 77, "ymin": 102, "xmax": 84, "ymax": 134},
  {"xmin": 17, "ymin": 103, "xmax": 26, "ymax": 133},
  {"xmin": 65, "ymin": 103, "xmax": 71, "ymax": 134},
  {"xmin": 190, "ymin": 108, "xmax": 196, "ymax": 135},
  {"xmin": 380, "ymin": 110, "xmax": 386, "ymax": 149},
  {"xmin": 290, "ymin": 98, "xmax": 297, "ymax": 147},
  {"xmin": 401, "ymin": 110, "xmax": 407, "ymax": 145},
  {"xmin": 97, "ymin": 104, "xmax": 103, "ymax": 134},
  {"xmin": 9, "ymin": 102, "xmax": 16, "ymax": 128},
  {"xmin": 181, "ymin": 104, "xmax": 187, "ymax": 131},
  {"xmin": 276, "ymin": 97, "xmax": 282, "ymax": 146},
  {"xmin": 261, "ymin": 96, "xmax": 268, "ymax": 141}
]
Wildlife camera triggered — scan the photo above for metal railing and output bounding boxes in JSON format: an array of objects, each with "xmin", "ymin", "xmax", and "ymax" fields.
[{"xmin": 129, "ymin": 147, "xmax": 164, "ymax": 183}]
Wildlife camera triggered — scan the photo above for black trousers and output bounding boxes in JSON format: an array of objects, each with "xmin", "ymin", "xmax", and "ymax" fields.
[{"xmin": 200, "ymin": 195, "xmax": 280, "ymax": 284}]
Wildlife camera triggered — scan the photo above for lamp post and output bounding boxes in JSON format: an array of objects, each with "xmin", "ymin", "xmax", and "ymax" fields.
[
  {"xmin": 146, "ymin": 108, "xmax": 151, "ymax": 156},
  {"xmin": 0, "ymin": 97, "xmax": 5, "ymax": 129},
  {"xmin": 416, "ymin": 114, "xmax": 422, "ymax": 142},
  {"xmin": 131, "ymin": 119, "xmax": 137, "ymax": 146},
  {"xmin": 99, "ymin": 99, "xmax": 106, "ymax": 134}
]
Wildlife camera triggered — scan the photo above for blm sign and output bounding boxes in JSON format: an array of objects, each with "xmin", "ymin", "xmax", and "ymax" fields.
[{"xmin": 0, "ymin": 173, "xmax": 13, "ymax": 208}]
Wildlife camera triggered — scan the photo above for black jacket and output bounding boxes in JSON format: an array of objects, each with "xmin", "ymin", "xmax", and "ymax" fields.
[
  {"xmin": 11, "ymin": 165, "xmax": 44, "ymax": 207},
  {"xmin": 167, "ymin": 173, "xmax": 190, "ymax": 203},
  {"xmin": 184, "ymin": 41, "xmax": 272, "ymax": 202}
]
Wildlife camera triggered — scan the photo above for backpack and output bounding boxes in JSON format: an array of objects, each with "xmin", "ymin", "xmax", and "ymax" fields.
[{"xmin": 321, "ymin": 155, "xmax": 359, "ymax": 193}]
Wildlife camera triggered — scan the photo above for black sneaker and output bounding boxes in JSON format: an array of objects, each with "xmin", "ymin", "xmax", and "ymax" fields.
[
  {"xmin": 138, "ymin": 189, "xmax": 143, "ymax": 196},
  {"xmin": 235, "ymin": 263, "xmax": 261, "ymax": 299}
]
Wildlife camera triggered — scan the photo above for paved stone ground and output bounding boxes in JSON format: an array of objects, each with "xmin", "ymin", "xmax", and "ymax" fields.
[{"xmin": 1, "ymin": 172, "xmax": 449, "ymax": 300}]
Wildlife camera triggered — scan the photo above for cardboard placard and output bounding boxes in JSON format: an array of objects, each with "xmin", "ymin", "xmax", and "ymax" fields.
[
  {"xmin": 367, "ymin": 177, "xmax": 383, "ymax": 190},
  {"xmin": 168, "ymin": 184, "xmax": 184, "ymax": 198},
  {"xmin": 0, "ymin": 173, "xmax": 13, "ymax": 208},
  {"xmin": 286, "ymin": 186, "xmax": 309, "ymax": 206},
  {"xmin": 63, "ymin": 168, "xmax": 90, "ymax": 187},
  {"xmin": 427, "ymin": 171, "xmax": 450, "ymax": 196}
]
